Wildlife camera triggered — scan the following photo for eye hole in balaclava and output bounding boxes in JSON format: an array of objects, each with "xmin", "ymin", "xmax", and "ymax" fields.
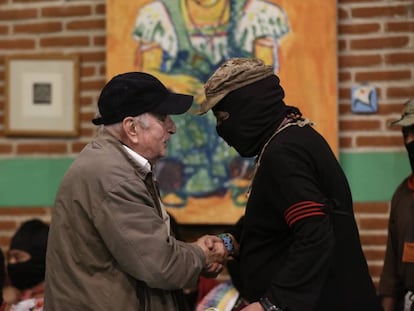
[{"xmin": 7, "ymin": 219, "xmax": 49, "ymax": 290}]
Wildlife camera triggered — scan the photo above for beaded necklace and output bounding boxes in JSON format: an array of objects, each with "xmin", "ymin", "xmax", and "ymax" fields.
[{"xmin": 246, "ymin": 115, "xmax": 313, "ymax": 198}]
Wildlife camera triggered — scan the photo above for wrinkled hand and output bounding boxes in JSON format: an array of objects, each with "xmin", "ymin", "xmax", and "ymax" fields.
[{"xmin": 195, "ymin": 235, "xmax": 227, "ymax": 278}]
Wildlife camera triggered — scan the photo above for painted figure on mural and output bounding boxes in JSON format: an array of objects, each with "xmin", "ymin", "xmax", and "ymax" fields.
[{"xmin": 132, "ymin": 0, "xmax": 290, "ymax": 206}]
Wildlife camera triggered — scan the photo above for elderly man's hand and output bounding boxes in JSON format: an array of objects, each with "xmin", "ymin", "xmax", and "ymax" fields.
[{"xmin": 194, "ymin": 235, "xmax": 227, "ymax": 278}]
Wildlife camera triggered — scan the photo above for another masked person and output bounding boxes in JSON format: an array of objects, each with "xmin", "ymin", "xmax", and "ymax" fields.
[
  {"xmin": 379, "ymin": 98, "xmax": 414, "ymax": 311},
  {"xmin": 6, "ymin": 219, "xmax": 48, "ymax": 311}
]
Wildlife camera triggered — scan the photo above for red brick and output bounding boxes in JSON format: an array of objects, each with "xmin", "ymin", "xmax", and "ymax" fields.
[
  {"xmin": 40, "ymin": 36, "xmax": 90, "ymax": 47},
  {"xmin": 387, "ymin": 86, "xmax": 414, "ymax": 98},
  {"xmin": 360, "ymin": 234, "xmax": 387, "ymax": 246},
  {"xmin": 95, "ymin": 3, "xmax": 106, "ymax": 14},
  {"xmin": 14, "ymin": 22, "xmax": 62, "ymax": 34},
  {"xmin": 0, "ymin": 144, "xmax": 12, "ymax": 153},
  {"xmin": 16, "ymin": 143, "xmax": 68, "ymax": 154},
  {"xmin": 339, "ymin": 71, "xmax": 351, "ymax": 82},
  {"xmin": 351, "ymin": 36, "xmax": 409, "ymax": 50},
  {"xmin": 338, "ymin": 8, "xmax": 349, "ymax": 19},
  {"xmin": 80, "ymin": 112, "xmax": 95, "ymax": 122},
  {"xmin": 359, "ymin": 218, "xmax": 389, "ymax": 230},
  {"xmin": 351, "ymin": 6, "xmax": 408, "ymax": 18},
  {"xmin": 338, "ymin": 87, "xmax": 351, "ymax": 100},
  {"xmin": 384, "ymin": 52, "xmax": 414, "ymax": 64},
  {"xmin": 80, "ymin": 66, "xmax": 95, "ymax": 77},
  {"xmin": 339, "ymin": 23, "xmax": 380, "ymax": 34},
  {"xmin": 80, "ymin": 79, "xmax": 106, "ymax": 92},
  {"xmin": 93, "ymin": 35, "xmax": 105, "ymax": 46},
  {"xmin": 356, "ymin": 135, "xmax": 403, "ymax": 147},
  {"xmin": 339, "ymin": 136, "xmax": 352, "ymax": 148},
  {"xmin": 0, "ymin": 25, "xmax": 9, "ymax": 34},
  {"xmin": 72, "ymin": 141, "xmax": 88, "ymax": 153},
  {"xmin": 340, "ymin": 120, "xmax": 381, "ymax": 131},
  {"xmin": 15, "ymin": 0, "xmax": 58, "ymax": 2},
  {"xmin": 368, "ymin": 264, "xmax": 384, "ymax": 279},
  {"xmin": 354, "ymin": 202, "xmax": 390, "ymax": 214},
  {"xmin": 67, "ymin": 19, "xmax": 105, "ymax": 30},
  {"xmin": 338, "ymin": 39, "xmax": 347, "ymax": 51},
  {"xmin": 79, "ymin": 51, "xmax": 105, "ymax": 62},
  {"xmin": 339, "ymin": 54, "xmax": 382, "ymax": 67},
  {"xmin": 0, "ymin": 220, "xmax": 17, "ymax": 231},
  {"xmin": 79, "ymin": 127, "xmax": 94, "ymax": 137},
  {"xmin": 386, "ymin": 21, "xmax": 414, "ymax": 32},
  {"xmin": 355, "ymin": 70, "xmax": 411, "ymax": 82},
  {"xmin": 363, "ymin": 249, "xmax": 386, "ymax": 262},
  {"xmin": 0, "ymin": 207, "xmax": 49, "ymax": 215},
  {"xmin": 80, "ymin": 96, "xmax": 93, "ymax": 106},
  {"xmin": 41, "ymin": 6, "xmax": 91, "ymax": 18},
  {"xmin": 0, "ymin": 8, "xmax": 37, "ymax": 20},
  {"xmin": 0, "ymin": 39, "xmax": 35, "ymax": 49}
]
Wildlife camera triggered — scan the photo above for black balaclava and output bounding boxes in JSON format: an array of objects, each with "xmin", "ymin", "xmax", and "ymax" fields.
[
  {"xmin": 402, "ymin": 125, "xmax": 414, "ymax": 172},
  {"xmin": 7, "ymin": 219, "xmax": 49, "ymax": 290},
  {"xmin": 212, "ymin": 74, "xmax": 299, "ymax": 157}
]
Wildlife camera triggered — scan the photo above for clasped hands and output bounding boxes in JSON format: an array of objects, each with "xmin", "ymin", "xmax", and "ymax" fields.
[{"xmin": 195, "ymin": 234, "xmax": 232, "ymax": 278}]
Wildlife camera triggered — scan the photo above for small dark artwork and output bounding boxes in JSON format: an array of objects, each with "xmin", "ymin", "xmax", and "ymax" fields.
[{"xmin": 33, "ymin": 83, "xmax": 52, "ymax": 105}]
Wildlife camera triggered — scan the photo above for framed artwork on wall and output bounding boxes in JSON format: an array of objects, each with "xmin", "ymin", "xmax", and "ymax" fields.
[
  {"xmin": 5, "ymin": 54, "xmax": 80, "ymax": 137},
  {"xmin": 106, "ymin": 0, "xmax": 338, "ymax": 224}
]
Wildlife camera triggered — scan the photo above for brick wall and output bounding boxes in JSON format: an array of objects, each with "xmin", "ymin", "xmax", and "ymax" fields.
[
  {"xmin": 0, "ymin": 0, "xmax": 413, "ymax": 287},
  {"xmin": 338, "ymin": 0, "xmax": 414, "ymax": 149}
]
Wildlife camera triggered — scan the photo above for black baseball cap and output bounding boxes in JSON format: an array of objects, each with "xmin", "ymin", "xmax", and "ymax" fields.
[{"xmin": 92, "ymin": 72, "xmax": 193, "ymax": 125}]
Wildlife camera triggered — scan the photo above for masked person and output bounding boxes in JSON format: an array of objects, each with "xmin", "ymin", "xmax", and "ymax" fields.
[
  {"xmin": 197, "ymin": 58, "xmax": 383, "ymax": 311},
  {"xmin": 379, "ymin": 98, "xmax": 414, "ymax": 311},
  {"xmin": 5, "ymin": 219, "xmax": 48, "ymax": 311}
]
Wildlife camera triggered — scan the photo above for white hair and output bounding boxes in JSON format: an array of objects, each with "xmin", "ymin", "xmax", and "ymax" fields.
[{"xmin": 104, "ymin": 113, "xmax": 150, "ymax": 138}]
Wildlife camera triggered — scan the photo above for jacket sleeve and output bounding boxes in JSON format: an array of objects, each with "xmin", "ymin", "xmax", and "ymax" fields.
[
  {"xmin": 378, "ymin": 181, "xmax": 406, "ymax": 298},
  {"xmin": 262, "ymin": 146, "xmax": 336, "ymax": 309},
  {"xmin": 92, "ymin": 177, "xmax": 206, "ymax": 290}
]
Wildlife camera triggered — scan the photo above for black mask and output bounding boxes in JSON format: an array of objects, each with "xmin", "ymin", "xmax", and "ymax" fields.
[
  {"xmin": 7, "ymin": 259, "xmax": 45, "ymax": 290},
  {"xmin": 214, "ymin": 75, "xmax": 292, "ymax": 157},
  {"xmin": 405, "ymin": 140, "xmax": 414, "ymax": 172}
]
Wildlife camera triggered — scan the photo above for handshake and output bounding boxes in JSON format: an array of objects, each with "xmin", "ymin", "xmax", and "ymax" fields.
[{"xmin": 194, "ymin": 233, "xmax": 238, "ymax": 278}]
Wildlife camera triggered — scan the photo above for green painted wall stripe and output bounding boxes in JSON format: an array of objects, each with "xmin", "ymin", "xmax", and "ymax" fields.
[
  {"xmin": 339, "ymin": 151, "xmax": 409, "ymax": 202},
  {"xmin": 0, "ymin": 152, "xmax": 410, "ymax": 206},
  {"xmin": 0, "ymin": 158, "xmax": 74, "ymax": 206}
]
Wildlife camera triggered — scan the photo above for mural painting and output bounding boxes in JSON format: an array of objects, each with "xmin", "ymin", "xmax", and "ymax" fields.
[{"xmin": 106, "ymin": 0, "xmax": 338, "ymax": 224}]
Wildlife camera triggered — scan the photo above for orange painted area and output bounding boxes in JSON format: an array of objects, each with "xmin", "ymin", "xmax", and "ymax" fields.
[{"xmin": 106, "ymin": 0, "xmax": 338, "ymax": 224}]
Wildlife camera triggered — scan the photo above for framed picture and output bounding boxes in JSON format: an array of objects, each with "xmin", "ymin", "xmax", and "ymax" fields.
[{"xmin": 5, "ymin": 54, "xmax": 80, "ymax": 137}]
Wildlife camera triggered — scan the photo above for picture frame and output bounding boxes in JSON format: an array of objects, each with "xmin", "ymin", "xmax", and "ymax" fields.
[{"xmin": 5, "ymin": 54, "xmax": 80, "ymax": 137}]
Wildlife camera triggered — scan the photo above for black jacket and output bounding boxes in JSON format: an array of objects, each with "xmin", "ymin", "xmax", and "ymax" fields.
[{"xmin": 233, "ymin": 124, "xmax": 382, "ymax": 311}]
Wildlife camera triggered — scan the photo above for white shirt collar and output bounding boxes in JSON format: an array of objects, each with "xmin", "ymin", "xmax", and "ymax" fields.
[{"xmin": 123, "ymin": 145, "xmax": 151, "ymax": 171}]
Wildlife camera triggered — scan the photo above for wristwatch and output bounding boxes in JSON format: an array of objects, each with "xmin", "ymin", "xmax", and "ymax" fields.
[{"xmin": 259, "ymin": 297, "xmax": 284, "ymax": 311}]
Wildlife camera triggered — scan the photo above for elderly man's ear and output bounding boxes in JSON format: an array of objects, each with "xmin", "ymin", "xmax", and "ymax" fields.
[{"xmin": 122, "ymin": 117, "xmax": 140, "ymax": 143}]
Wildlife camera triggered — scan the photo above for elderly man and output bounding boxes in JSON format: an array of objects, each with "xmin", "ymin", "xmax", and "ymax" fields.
[
  {"xmin": 198, "ymin": 58, "xmax": 382, "ymax": 311},
  {"xmin": 44, "ymin": 72, "xmax": 227, "ymax": 311}
]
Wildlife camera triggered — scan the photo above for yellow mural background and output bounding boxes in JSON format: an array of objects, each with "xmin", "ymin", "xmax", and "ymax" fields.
[{"xmin": 106, "ymin": 0, "xmax": 338, "ymax": 224}]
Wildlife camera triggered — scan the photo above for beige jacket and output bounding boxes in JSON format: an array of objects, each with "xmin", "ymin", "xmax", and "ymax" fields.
[{"xmin": 44, "ymin": 130, "xmax": 205, "ymax": 311}]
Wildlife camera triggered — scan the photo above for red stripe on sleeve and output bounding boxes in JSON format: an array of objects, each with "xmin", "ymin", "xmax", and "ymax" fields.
[{"xmin": 284, "ymin": 201, "xmax": 326, "ymax": 227}]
